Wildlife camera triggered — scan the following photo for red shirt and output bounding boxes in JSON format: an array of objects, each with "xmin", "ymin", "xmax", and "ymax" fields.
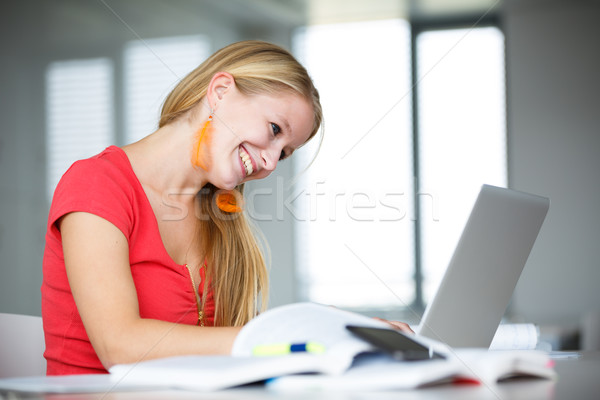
[{"xmin": 41, "ymin": 146, "xmax": 215, "ymax": 375}]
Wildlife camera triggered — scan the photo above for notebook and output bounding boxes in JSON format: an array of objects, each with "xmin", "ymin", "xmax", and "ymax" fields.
[{"xmin": 417, "ymin": 184, "xmax": 550, "ymax": 348}]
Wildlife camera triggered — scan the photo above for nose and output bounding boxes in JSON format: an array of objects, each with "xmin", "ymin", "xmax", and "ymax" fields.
[{"xmin": 260, "ymin": 146, "xmax": 280, "ymax": 172}]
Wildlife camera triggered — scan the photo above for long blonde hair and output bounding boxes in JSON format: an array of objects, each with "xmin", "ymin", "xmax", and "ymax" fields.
[{"xmin": 159, "ymin": 41, "xmax": 322, "ymax": 326}]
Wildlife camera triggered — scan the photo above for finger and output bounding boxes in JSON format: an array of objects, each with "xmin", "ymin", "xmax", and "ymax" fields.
[
  {"xmin": 387, "ymin": 321, "xmax": 415, "ymax": 334},
  {"xmin": 374, "ymin": 317, "xmax": 415, "ymax": 334}
]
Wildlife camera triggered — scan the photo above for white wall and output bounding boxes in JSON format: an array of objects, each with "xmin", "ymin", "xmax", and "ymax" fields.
[
  {"xmin": 503, "ymin": 0, "xmax": 600, "ymax": 327},
  {"xmin": 0, "ymin": 3, "xmax": 47, "ymax": 316}
]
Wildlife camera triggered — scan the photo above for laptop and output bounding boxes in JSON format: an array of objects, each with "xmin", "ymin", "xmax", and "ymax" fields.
[{"xmin": 416, "ymin": 184, "xmax": 550, "ymax": 348}]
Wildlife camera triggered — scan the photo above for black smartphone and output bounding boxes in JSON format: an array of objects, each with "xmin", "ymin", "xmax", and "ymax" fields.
[{"xmin": 346, "ymin": 325, "xmax": 446, "ymax": 361}]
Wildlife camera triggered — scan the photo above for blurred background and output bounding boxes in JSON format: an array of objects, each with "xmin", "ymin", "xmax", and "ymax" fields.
[{"xmin": 1, "ymin": 0, "xmax": 598, "ymax": 351}]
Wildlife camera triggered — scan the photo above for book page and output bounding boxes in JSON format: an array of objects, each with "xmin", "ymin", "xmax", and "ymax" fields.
[
  {"xmin": 0, "ymin": 374, "xmax": 129, "ymax": 394},
  {"xmin": 110, "ymin": 355, "xmax": 328, "ymax": 391},
  {"xmin": 266, "ymin": 353, "xmax": 458, "ymax": 391},
  {"xmin": 267, "ymin": 349, "xmax": 556, "ymax": 391},
  {"xmin": 489, "ymin": 323, "xmax": 539, "ymax": 350},
  {"xmin": 232, "ymin": 302, "xmax": 390, "ymax": 373}
]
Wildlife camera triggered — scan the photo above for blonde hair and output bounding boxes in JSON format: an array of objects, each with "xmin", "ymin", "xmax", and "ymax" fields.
[{"xmin": 159, "ymin": 40, "xmax": 322, "ymax": 326}]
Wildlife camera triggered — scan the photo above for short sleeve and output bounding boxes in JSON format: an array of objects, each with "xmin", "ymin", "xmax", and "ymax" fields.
[{"xmin": 48, "ymin": 154, "xmax": 135, "ymax": 241}]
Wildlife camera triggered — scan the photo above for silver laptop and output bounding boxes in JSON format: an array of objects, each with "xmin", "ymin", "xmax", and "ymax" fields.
[{"xmin": 417, "ymin": 184, "xmax": 550, "ymax": 348}]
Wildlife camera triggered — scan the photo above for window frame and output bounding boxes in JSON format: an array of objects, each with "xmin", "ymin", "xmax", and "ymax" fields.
[{"xmin": 409, "ymin": 14, "xmax": 505, "ymax": 314}]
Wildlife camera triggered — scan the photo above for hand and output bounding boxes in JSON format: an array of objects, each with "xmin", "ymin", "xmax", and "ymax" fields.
[{"xmin": 373, "ymin": 317, "xmax": 415, "ymax": 334}]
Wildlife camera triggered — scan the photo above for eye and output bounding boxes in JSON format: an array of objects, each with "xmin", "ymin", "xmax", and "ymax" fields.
[{"xmin": 271, "ymin": 122, "xmax": 282, "ymax": 136}]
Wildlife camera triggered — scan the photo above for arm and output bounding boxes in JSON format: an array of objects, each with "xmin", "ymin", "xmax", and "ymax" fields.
[{"xmin": 60, "ymin": 211, "xmax": 241, "ymax": 370}]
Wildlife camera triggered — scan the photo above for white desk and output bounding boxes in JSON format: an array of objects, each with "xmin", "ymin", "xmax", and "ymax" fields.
[{"xmin": 1, "ymin": 353, "xmax": 599, "ymax": 400}]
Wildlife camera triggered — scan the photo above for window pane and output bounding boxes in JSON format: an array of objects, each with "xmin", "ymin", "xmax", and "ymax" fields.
[
  {"xmin": 46, "ymin": 58, "xmax": 113, "ymax": 200},
  {"xmin": 293, "ymin": 20, "xmax": 414, "ymax": 309},
  {"xmin": 124, "ymin": 35, "xmax": 210, "ymax": 144},
  {"xmin": 417, "ymin": 27, "xmax": 507, "ymax": 303}
]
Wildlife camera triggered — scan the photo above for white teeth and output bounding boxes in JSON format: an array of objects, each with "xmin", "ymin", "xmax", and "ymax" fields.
[
  {"xmin": 244, "ymin": 158, "xmax": 253, "ymax": 174},
  {"xmin": 239, "ymin": 147, "xmax": 253, "ymax": 176}
]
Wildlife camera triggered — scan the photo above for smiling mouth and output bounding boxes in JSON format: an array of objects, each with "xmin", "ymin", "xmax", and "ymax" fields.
[{"xmin": 239, "ymin": 146, "xmax": 254, "ymax": 176}]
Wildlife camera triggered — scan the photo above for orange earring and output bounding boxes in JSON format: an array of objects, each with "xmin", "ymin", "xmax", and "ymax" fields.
[
  {"xmin": 193, "ymin": 111, "xmax": 213, "ymax": 170},
  {"xmin": 216, "ymin": 189, "xmax": 244, "ymax": 213}
]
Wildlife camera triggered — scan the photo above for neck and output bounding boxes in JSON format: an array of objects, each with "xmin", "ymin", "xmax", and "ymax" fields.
[{"xmin": 123, "ymin": 119, "xmax": 207, "ymax": 202}]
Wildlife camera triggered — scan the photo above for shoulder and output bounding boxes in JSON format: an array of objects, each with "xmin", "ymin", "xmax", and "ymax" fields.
[
  {"xmin": 48, "ymin": 146, "xmax": 142, "ymax": 236},
  {"xmin": 54, "ymin": 146, "xmax": 139, "ymax": 199},
  {"xmin": 61, "ymin": 146, "xmax": 135, "ymax": 187}
]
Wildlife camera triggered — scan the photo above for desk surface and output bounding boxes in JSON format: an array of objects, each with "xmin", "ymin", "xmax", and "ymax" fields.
[{"xmin": 2, "ymin": 352, "xmax": 599, "ymax": 400}]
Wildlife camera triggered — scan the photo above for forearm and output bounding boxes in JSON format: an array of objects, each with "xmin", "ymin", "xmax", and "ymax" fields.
[{"xmin": 96, "ymin": 318, "xmax": 242, "ymax": 369}]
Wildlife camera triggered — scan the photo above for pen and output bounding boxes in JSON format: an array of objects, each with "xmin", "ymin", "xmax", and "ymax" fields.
[{"xmin": 252, "ymin": 342, "xmax": 326, "ymax": 356}]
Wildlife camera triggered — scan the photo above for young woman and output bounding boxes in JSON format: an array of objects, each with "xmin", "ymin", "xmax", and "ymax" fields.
[{"xmin": 41, "ymin": 40, "xmax": 322, "ymax": 375}]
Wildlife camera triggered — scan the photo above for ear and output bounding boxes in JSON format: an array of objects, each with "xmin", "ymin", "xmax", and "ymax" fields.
[{"xmin": 206, "ymin": 71, "xmax": 235, "ymax": 111}]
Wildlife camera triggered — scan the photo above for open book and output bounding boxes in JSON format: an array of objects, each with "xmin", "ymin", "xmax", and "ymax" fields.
[
  {"xmin": 267, "ymin": 349, "xmax": 556, "ymax": 391},
  {"xmin": 106, "ymin": 302, "xmax": 555, "ymax": 392},
  {"xmin": 108, "ymin": 302, "xmax": 395, "ymax": 391}
]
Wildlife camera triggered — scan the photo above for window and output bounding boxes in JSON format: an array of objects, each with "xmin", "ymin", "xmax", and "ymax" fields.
[
  {"xmin": 46, "ymin": 58, "xmax": 114, "ymax": 200},
  {"xmin": 293, "ymin": 19, "xmax": 415, "ymax": 309},
  {"xmin": 416, "ymin": 26, "xmax": 507, "ymax": 303},
  {"xmin": 46, "ymin": 35, "xmax": 210, "ymax": 201},
  {"xmin": 124, "ymin": 35, "xmax": 210, "ymax": 144},
  {"xmin": 293, "ymin": 20, "xmax": 506, "ymax": 313}
]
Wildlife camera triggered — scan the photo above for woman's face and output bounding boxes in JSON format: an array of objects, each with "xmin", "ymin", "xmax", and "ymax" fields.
[{"xmin": 204, "ymin": 80, "xmax": 314, "ymax": 190}]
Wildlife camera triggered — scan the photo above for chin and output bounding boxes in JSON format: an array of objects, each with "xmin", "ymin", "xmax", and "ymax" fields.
[
  {"xmin": 214, "ymin": 179, "xmax": 239, "ymax": 191},
  {"xmin": 210, "ymin": 169, "xmax": 242, "ymax": 191}
]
